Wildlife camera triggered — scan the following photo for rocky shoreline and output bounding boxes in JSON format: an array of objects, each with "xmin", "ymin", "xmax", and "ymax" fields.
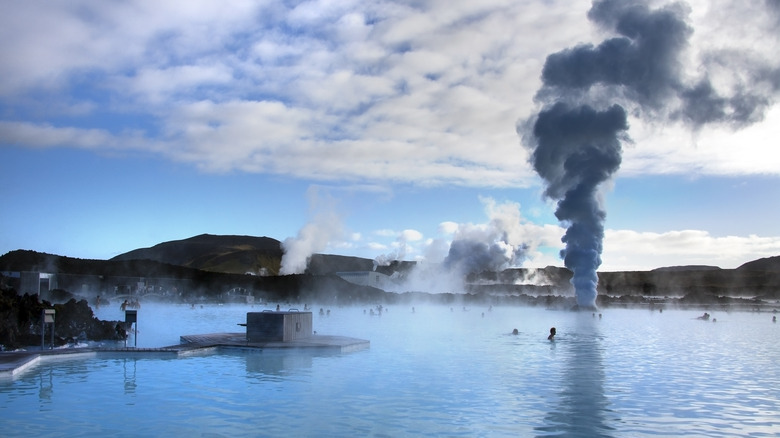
[{"xmin": 0, "ymin": 287, "xmax": 125, "ymax": 351}]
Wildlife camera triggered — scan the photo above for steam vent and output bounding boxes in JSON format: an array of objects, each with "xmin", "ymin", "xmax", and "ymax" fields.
[{"xmin": 179, "ymin": 310, "xmax": 369, "ymax": 353}]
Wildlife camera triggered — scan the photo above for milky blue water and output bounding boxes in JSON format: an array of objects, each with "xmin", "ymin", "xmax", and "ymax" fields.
[{"xmin": 1, "ymin": 303, "xmax": 779, "ymax": 437}]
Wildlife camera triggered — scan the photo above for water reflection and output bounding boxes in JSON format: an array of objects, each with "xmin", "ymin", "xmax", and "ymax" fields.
[
  {"xmin": 123, "ymin": 358, "xmax": 137, "ymax": 394},
  {"xmin": 38, "ymin": 369, "xmax": 53, "ymax": 402},
  {"xmin": 237, "ymin": 349, "xmax": 340, "ymax": 377},
  {"xmin": 536, "ymin": 315, "xmax": 617, "ymax": 437}
]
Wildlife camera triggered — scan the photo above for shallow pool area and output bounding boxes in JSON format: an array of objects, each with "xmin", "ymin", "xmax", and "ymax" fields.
[{"xmin": 2, "ymin": 304, "xmax": 779, "ymax": 436}]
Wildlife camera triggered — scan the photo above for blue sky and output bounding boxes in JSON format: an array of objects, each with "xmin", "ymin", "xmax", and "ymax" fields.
[{"xmin": 1, "ymin": 0, "xmax": 779, "ymax": 272}]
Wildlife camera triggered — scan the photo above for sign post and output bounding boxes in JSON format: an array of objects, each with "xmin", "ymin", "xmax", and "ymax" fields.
[
  {"xmin": 125, "ymin": 310, "xmax": 138, "ymax": 347},
  {"xmin": 41, "ymin": 309, "xmax": 55, "ymax": 350}
]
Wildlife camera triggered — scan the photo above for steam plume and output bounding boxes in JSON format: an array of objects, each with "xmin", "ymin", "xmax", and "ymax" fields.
[
  {"xmin": 443, "ymin": 199, "xmax": 530, "ymax": 276},
  {"xmin": 522, "ymin": 0, "xmax": 780, "ymax": 308},
  {"xmin": 373, "ymin": 229, "xmax": 422, "ymax": 270},
  {"xmin": 280, "ymin": 187, "xmax": 343, "ymax": 275},
  {"xmin": 530, "ymin": 103, "xmax": 627, "ymax": 308}
]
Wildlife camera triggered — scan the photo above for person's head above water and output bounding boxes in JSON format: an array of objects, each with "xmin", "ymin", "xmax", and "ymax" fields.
[
  {"xmin": 512, "ymin": 328, "xmax": 519, "ymax": 335},
  {"xmin": 548, "ymin": 327, "xmax": 556, "ymax": 340}
]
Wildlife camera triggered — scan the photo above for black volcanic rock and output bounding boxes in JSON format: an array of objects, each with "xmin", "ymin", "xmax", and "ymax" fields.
[{"xmin": 0, "ymin": 286, "xmax": 124, "ymax": 350}]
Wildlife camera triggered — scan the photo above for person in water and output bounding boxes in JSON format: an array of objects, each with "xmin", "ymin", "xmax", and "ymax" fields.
[
  {"xmin": 512, "ymin": 328, "xmax": 519, "ymax": 335},
  {"xmin": 548, "ymin": 327, "xmax": 556, "ymax": 340}
]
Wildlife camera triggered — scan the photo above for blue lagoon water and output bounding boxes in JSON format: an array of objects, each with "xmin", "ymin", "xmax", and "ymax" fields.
[{"xmin": 1, "ymin": 304, "xmax": 779, "ymax": 437}]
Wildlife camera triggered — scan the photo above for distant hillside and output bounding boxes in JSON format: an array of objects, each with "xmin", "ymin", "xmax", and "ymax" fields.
[
  {"xmin": 651, "ymin": 265, "xmax": 721, "ymax": 272},
  {"xmin": 0, "ymin": 249, "xmax": 206, "ymax": 278},
  {"xmin": 113, "ymin": 235, "xmax": 418, "ymax": 276},
  {"xmin": 3, "ymin": 234, "xmax": 779, "ymax": 301},
  {"xmin": 737, "ymin": 256, "xmax": 780, "ymax": 272},
  {"xmin": 111, "ymin": 234, "xmax": 283, "ymax": 275}
]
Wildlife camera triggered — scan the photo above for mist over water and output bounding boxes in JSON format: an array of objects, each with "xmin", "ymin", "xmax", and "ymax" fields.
[{"xmin": 3, "ymin": 303, "xmax": 779, "ymax": 436}]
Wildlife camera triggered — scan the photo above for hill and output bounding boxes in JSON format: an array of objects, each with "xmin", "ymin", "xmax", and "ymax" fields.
[
  {"xmin": 111, "ymin": 234, "xmax": 283, "ymax": 275},
  {"xmin": 113, "ymin": 235, "xmax": 418, "ymax": 277},
  {"xmin": 737, "ymin": 256, "xmax": 780, "ymax": 272},
  {"xmin": 2, "ymin": 234, "xmax": 779, "ymax": 304}
]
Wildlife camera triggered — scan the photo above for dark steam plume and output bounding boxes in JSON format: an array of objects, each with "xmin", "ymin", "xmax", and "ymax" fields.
[
  {"xmin": 540, "ymin": 0, "xmax": 691, "ymax": 111},
  {"xmin": 523, "ymin": 0, "xmax": 780, "ymax": 308},
  {"xmin": 530, "ymin": 103, "xmax": 627, "ymax": 308}
]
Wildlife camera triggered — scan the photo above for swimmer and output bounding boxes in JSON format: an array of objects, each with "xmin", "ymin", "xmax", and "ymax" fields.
[
  {"xmin": 512, "ymin": 328, "xmax": 519, "ymax": 335},
  {"xmin": 548, "ymin": 327, "xmax": 556, "ymax": 341},
  {"xmin": 773, "ymin": 316, "xmax": 776, "ymax": 323}
]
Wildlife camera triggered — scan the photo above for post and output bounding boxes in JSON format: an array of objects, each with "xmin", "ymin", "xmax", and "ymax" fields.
[
  {"xmin": 42, "ymin": 309, "xmax": 55, "ymax": 350},
  {"xmin": 125, "ymin": 310, "xmax": 138, "ymax": 348}
]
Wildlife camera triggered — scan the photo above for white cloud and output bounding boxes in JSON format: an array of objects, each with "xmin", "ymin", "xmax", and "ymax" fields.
[
  {"xmin": 621, "ymin": 107, "xmax": 780, "ymax": 176},
  {"xmin": 2, "ymin": 1, "xmax": 778, "ymax": 188},
  {"xmin": 438, "ymin": 221, "xmax": 459, "ymax": 235},
  {"xmin": 5, "ymin": 0, "xmax": 776, "ymax": 187},
  {"xmin": 124, "ymin": 65, "xmax": 235, "ymax": 104},
  {"xmin": 602, "ymin": 229, "xmax": 780, "ymax": 271},
  {"xmin": 400, "ymin": 229, "xmax": 423, "ymax": 242},
  {"xmin": 0, "ymin": 0, "xmax": 584, "ymax": 187}
]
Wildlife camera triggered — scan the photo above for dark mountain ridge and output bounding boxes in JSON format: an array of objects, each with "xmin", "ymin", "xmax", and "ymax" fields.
[
  {"xmin": 2, "ymin": 235, "xmax": 779, "ymax": 302},
  {"xmin": 111, "ymin": 234, "xmax": 283, "ymax": 275},
  {"xmin": 737, "ymin": 255, "xmax": 780, "ymax": 272}
]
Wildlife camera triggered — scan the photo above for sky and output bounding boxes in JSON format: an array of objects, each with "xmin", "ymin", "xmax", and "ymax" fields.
[{"xmin": 1, "ymin": 0, "xmax": 780, "ymax": 274}]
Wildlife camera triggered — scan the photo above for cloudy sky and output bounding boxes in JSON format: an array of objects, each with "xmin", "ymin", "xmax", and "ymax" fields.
[{"xmin": 1, "ymin": 0, "xmax": 779, "ymax": 273}]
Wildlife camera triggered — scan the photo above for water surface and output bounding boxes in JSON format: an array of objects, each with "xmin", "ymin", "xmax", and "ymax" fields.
[{"xmin": 1, "ymin": 304, "xmax": 778, "ymax": 437}]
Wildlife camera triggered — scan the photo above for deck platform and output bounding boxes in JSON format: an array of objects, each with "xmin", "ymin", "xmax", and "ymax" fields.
[
  {"xmin": 1, "ymin": 333, "xmax": 369, "ymax": 378},
  {"xmin": 177, "ymin": 332, "xmax": 370, "ymax": 353}
]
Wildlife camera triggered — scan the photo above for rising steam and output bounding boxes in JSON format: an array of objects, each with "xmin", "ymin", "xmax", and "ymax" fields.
[
  {"xmin": 280, "ymin": 187, "xmax": 343, "ymax": 275},
  {"xmin": 530, "ymin": 103, "xmax": 627, "ymax": 308},
  {"xmin": 521, "ymin": 0, "xmax": 780, "ymax": 309},
  {"xmin": 380, "ymin": 198, "xmax": 534, "ymax": 294},
  {"xmin": 443, "ymin": 197, "xmax": 529, "ymax": 276}
]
